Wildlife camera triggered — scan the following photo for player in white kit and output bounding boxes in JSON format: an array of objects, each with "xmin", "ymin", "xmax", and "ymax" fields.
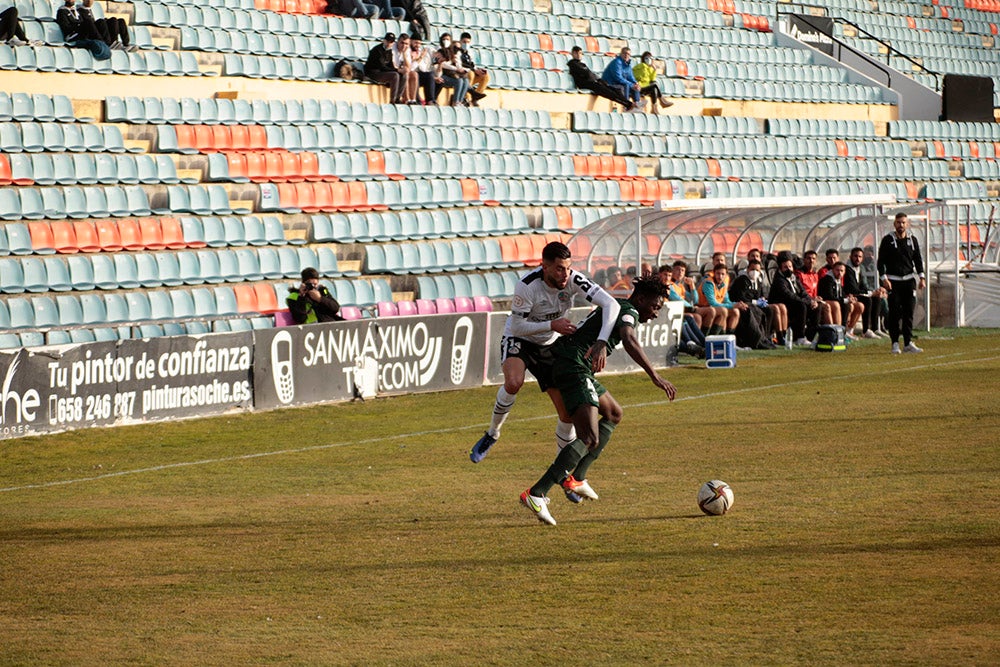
[{"xmin": 469, "ymin": 242, "xmax": 620, "ymax": 489}]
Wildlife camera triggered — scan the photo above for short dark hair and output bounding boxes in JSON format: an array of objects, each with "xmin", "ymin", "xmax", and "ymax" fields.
[
  {"xmin": 571, "ymin": 45, "xmax": 583, "ymax": 54},
  {"xmin": 713, "ymin": 263, "xmax": 727, "ymax": 273},
  {"xmin": 658, "ymin": 264, "xmax": 673, "ymax": 274},
  {"xmin": 825, "ymin": 248, "xmax": 839, "ymax": 258},
  {"xmin": 671, "ymin": 260, "xmax": 688, "ymax": 270},
  {"xmin": 631, "ymin": 275, "xmax": 669, "ymax": 300},
  {"xmin": 541, "ymin": 241, "xmax": 571, "ymax": 262},
  {"xmin": 832, "ymin": 261, "xmax": 846, "ymax": 269},
  {"xmin": 894, "ymin": 212, "xmax": 908, "ymax": 222},
  {"xmin": 804, "ymin": 250, "xmax": 817, "ymax": 259},
  {"xmin": 460, "ymin": 32, "xmax": 471, "ymax": 40},
  {"xmin": 747, "ymin": 259, "xmax": 761, "ymax": 269},
  {"xmin": 850, "ymin": 246, "xmax": 864, "ymax": 255},
  {"xmin": 301, "ymin": 267, "xmax": 320, "ymax": 281}
]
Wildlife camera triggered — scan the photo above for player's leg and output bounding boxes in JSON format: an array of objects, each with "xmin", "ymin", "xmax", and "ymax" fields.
[
  {"xmin": 470, "ymin": 338, "xmax": 527, "ymax": 463},
  {"xmin": 565, "ymin": 390, "xmax": 622, "ymax": 500}
]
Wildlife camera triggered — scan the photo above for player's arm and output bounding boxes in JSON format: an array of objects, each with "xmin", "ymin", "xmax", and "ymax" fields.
[
  {"xmin": 620, "ymin": 323, "xmax": 676, "ymax": 400},
  {"xmin": 574, "ymin": 273, "xmax": 621, "ymax": 344}
]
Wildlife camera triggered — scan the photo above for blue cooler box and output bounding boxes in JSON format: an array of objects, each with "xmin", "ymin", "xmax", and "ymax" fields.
[{"xmin": 705, "ymin": 334, "xmax": 737, "ymax": 369}]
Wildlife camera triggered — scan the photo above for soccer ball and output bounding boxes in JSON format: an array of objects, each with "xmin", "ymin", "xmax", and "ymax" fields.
[{"xmin": 697, "ymin": 480, "xmax": 734, "ymax": 516}]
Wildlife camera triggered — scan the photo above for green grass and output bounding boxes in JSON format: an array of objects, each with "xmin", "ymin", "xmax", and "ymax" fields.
[{"xmin": 2, "ymin": 330, "xmax": 999, "ymax": 666}]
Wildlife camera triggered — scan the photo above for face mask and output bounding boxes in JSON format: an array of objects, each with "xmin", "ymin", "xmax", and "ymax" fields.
[
  {"xmin": 461, "ymin": 42, "xmax": 469, "ymax": 50},
  {"xmin": 782, "ymin": 269, "xmax": 794, "ymax": 278},
  {"xmin": 441, "ymin": 39, "xmax": 451, "ymax": 48},
  {"xmin": 748, "ymin": 270, "xmax": 760, "ymax": 281},
  {"xmin": 643, "ymin": 57, "xmax": 652, "ymax": 65}
]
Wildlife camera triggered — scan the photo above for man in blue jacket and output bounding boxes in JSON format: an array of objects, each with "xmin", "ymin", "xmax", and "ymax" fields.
[{"xmin": 602, "ymin": 47, "xmax": 642, "ymax": 109}]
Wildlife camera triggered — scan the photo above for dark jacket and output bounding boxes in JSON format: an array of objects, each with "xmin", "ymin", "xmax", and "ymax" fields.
[
  {"xmin": 842, "ymin": 262, "xmax": 872, "ymax": 296},
  {"xmin": 286, "ymin": 285, "xmax": 343, "ymax": 324},
  {"xmin": 729, "ymin": 274, "xmax": 765, "ymax": 303},
  {"xmin": 364, "ymin": 42, "xmax": 395, "ymax": 79},
  {"xmin": 877, "ymin": 232, "xmax": 924, "ymax": 281},
  {"xmin": 768, "ymin": 271, "xmax": 812, "ymax": 306},
  {"xmin": 817, "ymin": 273, "xmax": 847, "ymax": 305},
  {"xmin": 567, "ymin": 58, "xmax": 600, "ymax": 88}
]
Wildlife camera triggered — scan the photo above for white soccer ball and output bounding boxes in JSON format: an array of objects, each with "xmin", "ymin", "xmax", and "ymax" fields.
[{"xmin": 697, "ymin": 480, "xmax": 734, "ymax": 516}]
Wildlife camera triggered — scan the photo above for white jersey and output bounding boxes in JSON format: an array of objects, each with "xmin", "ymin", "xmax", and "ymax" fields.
[{"xmin": 503, "ymin": 267, "xmax": 618, "ymax": 346}]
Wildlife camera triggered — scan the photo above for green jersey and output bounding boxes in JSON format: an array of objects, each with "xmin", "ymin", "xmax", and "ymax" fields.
[{"xmin": 553, "ymin": 298, "xmax": 639, "ymax": 365}]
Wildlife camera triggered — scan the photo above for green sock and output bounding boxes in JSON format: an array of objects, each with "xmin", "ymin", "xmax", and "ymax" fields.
[
  {"xmin": 572, "ymin": 418, "xmax": 616, "ymax": 481},
  {"xmin": 530, "ymin": 439, "xmax": 587, "ymax": 497},
  {"xmin": 708, "ymin": 324, "xmax": 723, "ymax": 336}
]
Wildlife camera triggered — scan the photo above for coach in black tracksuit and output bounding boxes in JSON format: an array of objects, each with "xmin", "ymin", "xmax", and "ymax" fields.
[{"xmin": 877, "ymin": 212, "xmax": 925, "ymax": 353}]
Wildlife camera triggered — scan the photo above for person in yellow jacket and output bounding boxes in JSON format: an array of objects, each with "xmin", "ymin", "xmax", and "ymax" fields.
[{"xmin": 632, "ymin": 52, "xmax": 673, "ymax": 115}]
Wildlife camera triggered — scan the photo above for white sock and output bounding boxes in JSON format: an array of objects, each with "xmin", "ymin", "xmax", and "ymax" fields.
[
  {"xmin": 555, "ymin": 420, "xmax": 577, "ymax": 450},
  {"xmin": 488, "ymin": 386, "xmax": 516, "ymax": 438}
]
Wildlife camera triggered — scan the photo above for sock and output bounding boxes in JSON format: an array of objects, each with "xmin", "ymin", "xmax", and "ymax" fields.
[
  {"xmin": 708, "ymin": 324, "xmax": 723, "ymax": 336},
  {"xmin": 726, "ymin": 328, "xmax": 735, "ymax": 336},
  {"xmin": 529, "ymin": 439, "xmax": 587, "ymax": 498},
  {"xmin": 572, "ymin": 419, "xmax": 616, "ymax": 481},
  {"xmin": 488, "ymin": 386, "xmax": 516, "ymax": 438},
  {"xmin": 555, "ymin": 420, "xmax": 576, "ymax": 450}
]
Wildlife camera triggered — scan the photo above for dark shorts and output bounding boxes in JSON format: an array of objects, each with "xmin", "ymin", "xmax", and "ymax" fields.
[
  {"xmin": 500, "ymin": 336, "xmax": 556, "ymax": 391},
  {"xmin": 552, "ymin": 363, "xmax": 606, "ymax": 416}
]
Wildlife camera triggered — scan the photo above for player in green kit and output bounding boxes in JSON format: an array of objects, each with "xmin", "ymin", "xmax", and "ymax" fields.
[{"xmin": 520, "ymin": 276, "xmax": 678, "ymax": 525}]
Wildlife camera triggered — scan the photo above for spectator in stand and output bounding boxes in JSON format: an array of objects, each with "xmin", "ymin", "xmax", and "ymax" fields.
[
  {"xmin": 392, "ymin": 0, "xmax": 431, "ymax": 42},
  {"xmin": 602, "ymin": 47, "xmax": 643, "ymax": 110},
  {"xmin": 730, "ymin": 258, "xmax": 782, "ymax": 348},
  {"xmin": 409, "ymin": 36, "xmax": 439, "ymax": 105},
  {"xmin": 364, "ymin": 33, "xmax": 405, "ymax": 104},
  {"xmin": 862, "ymin": 243, "xmax": 888, "ymax": 335},
  {"xmin": 458, "ymin": 32, "xmax": 489, "ymax": 106},
  {"xmin": 0, "ymin": 2, "xmax": 40, "ymax": 46},
  {"xmin": 391, "ymin": 32, "xmax": 418, "ymax": 104},
  {"xmin": 56, "ymin": 0, "xmax": 111, "ymax": 59},
  {"xmin": 878, "ymin": 212, "xmax": 925, "ymax": 354},
  {"xmin": 795, "ymin": 249, "xmax": 833, "ymax": 325},
  {"xmin": 331, "ymin": 0, "xmax": 377, "ymax": 19},
  {"xmin": 769, "ymin": 253, "xmax": 822, "ymax": 345},
  {"xmin": 631, "ymin": 51, "xmax": 673, "ymax": 114},
  {"xmin": 79, "ymin": 0, "xmax": 136, "ymax": 52},
  {"xmin": 435, "ymin": 33, "xmax": 470, "ymax": 107},
  {"xmin": 286, "ymin": 268, "xmax": 343, "ymax": 324},
  {"xmin": 605, "ymin": 265, "xmax": 630, "ymax": 292},
  {"xmin": 566, "ymin": 46, "xmax": 634, "ymax": 111},
  {"xmin": 844, "ymin": 246, "xmax": 885, "ymax": 339},
  {"xmin": 372, "ymin": 0, "xmax": 404, "ymax": 19},
  {"xmin": 699, "ymin": 263, "xmax": 744, "ymax": 337},
  {"xmin": 817, "ymin": 247, "xmax": 839, "ymax": 280},
  {"xmin": 659, "ymin": 263, "xmax": 704, "ymax": 358}
]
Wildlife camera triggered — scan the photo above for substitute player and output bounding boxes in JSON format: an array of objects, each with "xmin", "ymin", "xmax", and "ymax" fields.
[
  {"xmin": 520, "ymin": 276, "xmax": 677, "ymax": 526},
  {"xmin": 469, "ymin": 242, "xmax": 620, "ymax": 473}
]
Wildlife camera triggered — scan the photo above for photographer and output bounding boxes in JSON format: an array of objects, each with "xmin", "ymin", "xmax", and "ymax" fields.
[{"xmin": 286, "ymin": 268, "xmax": 343, "ymax": 324}]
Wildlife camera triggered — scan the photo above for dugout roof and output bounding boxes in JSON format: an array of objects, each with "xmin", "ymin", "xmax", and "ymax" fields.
[{"xmin": 566, "ymin": 194, "xmax": 951, "ymax": 274}]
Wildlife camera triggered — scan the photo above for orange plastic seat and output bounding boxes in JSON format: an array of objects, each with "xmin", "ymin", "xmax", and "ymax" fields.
[
  {"xmin": 138, "ymin": 217, "xmax": 166, "ymax": 250},
  {"xmin": 159, "ymin": 217, "xmax": 186, "ymax": 249},
  {"xmin": 27, "ymin": 221, "xmax": 55, "ymax": 253},
  {"xmin": 117, "ymin": 218, "xmax": 145, "ymax": 250},
  {"xmin": 0, "ymin": 154, "xmax": 12, "ymax": 185},
  {"xmin": 253, "ymin": 282, "xmax": 280, "ymax": 313},
  {"xmin": 233, "ymin": 284, "xmax": 259, "ymax": 313},
  {"xmin": 73, "ymin": 220, "xmax": 101, "ymax": 252},
  {"xmin": 95, "ymin": 219, "xmax": 123, "ymax": 251},
  {"xmin": 460, "ymin": 178, "xmax": 480, "ymax": 203}
]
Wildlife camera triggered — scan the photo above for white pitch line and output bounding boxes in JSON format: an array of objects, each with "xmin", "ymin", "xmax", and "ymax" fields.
[{"xmin": 2, "ymin": 351, "xmax": 997, "ymax": 494}]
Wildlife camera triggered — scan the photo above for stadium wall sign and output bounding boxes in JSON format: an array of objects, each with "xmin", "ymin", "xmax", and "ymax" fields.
[
  {"xmin": 253, "ymin": 312, "xmax": 489, "ymax": 409},
  {"xmin": 0, "ymin": 333, "xmax": 254, "ymax": 440},
  {"xmin": 485, "ymin": 301, "xmax": 684, "ymax": 385}
]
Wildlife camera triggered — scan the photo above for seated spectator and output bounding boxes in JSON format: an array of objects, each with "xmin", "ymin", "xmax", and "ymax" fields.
[
  {"xmin": 56, "ymin": 0, "xmax": 111, "ymax": 60},
  {"xmin": 0, "ymin": 2, "xmax": 40, "ymax": 46},
  {"xmin": 364, "ymin": 33, "xmax": 404, "ymax": 104},
  {"xmin": 666, "ymin": 260, "xmax": 718, "ymax": 339},
  {"xmin": 458, "ymin": 32, "xmax": 489, "ymax": 106},
  {"xmin": 391, "ymin": 32, "xmax": 418, "ymax": 104},
  {"xmin": 372, "ymin": 0, "xmax": 404, "ymax": 20},
  {"xmin": 818, "ymin": 261, "xmax": 864, "ymax": 337},
  {"xmin": 699, "ymin": 263, "xmax": 743, "ymax": 337},
  {"xmin": 329, "ymin": 0, "xmax": 377, "ymax": 18},
  {"xmin": 287, "ymin": 268, "xmax": 343, "ymax": 324},
  {"xmin": 769, "ymin": 253, "xmax": 822, "ymax": 345},
  {"xmin": 844, "ymin": 246, "xmax": 886, "ymax": 339},
  {"xmin": 730, "ymin": 258, "xmax": 784, "ymax": 348},
  {"xmin": 605, "ymin": 265, "xmax": 630, "ymax": 292},
  {"xmin": 631, "ymin": 52, "xmax": 673, "ymax": 114},
  {"xmin": 392, "ymin": 0, "xmax": 431, "ymax": 42},
  {"xmin": 602, "ymin": 47, "xmax": 642, "ymax": 110},
  {"xmin": 659, "ymin": 263, "xmax": 704, "ymax": 358},
  {"xmin": 566, "ymin": 46, "xmax": 634, "ymax": 111},
  {"xmin": 795, "ymin": 249, "xmax": 833, "ymax": 326},
  {"xmin": 817, "ymin": 247, "xmax": 839, "ymax": 280},
  {"xmin": 861, "ymin": 244, "xmax": 888, "ymax": 335},
  {"xmin": 434, "ymin": 34, "xmax": 470, "ymax": 106},
  {"xmin": 409, "ymin": 36, "xmax": 439, "ymax": 105},
  {"xmin": 79, "ymin": 0, "xmax": 136, "ymax": 52}
]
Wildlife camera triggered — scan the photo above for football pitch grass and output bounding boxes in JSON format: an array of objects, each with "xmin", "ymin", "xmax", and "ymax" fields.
[{"xmin": 2, "ymin": 329, "xmax": 998, "ymax": 666}]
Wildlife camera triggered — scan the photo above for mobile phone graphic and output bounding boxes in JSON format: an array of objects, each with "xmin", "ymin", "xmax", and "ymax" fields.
[
  {"xmin": 450, "ymin": 317, "xmax": 473, "ymax": 385},
  {"xmin": 271, "ymin": 331, "xmax": 295, "ymax": 405}
]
